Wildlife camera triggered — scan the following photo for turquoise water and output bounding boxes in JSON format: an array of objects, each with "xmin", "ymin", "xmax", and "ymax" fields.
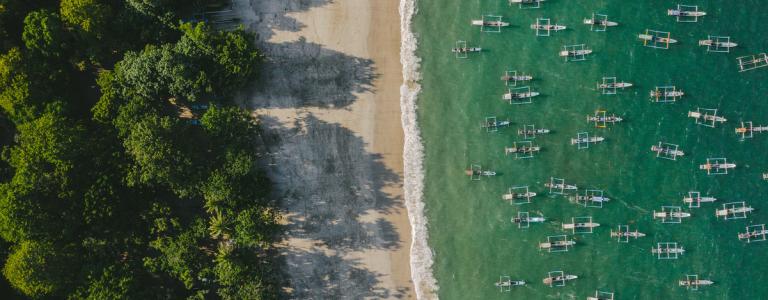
[{"xmin": 416, "ymin": 1, "xmax": 768, "ymax": 299}]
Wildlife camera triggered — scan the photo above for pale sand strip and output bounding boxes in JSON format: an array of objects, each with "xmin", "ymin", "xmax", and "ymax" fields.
[{"xmin": 234, "ymin": 0, "xmax": 414, "ymax": 298}]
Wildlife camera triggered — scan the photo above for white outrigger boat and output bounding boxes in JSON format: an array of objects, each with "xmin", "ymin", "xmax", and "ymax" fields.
[
  {"xmin": 683, "ymin": 194, "xmax": 716, "ymax": 205},
  {"xmin": 570, "ymin": 136, "xmax": 604, "ymax": 145},
  {"xmin": 679, "ymin": 278, "xmax": 713, "ymax": 287},
  {"xmin": 688, "ymin": 110, "xmax": 726, "ymax": 123},
  {"xmin": 653, "ymin": 210, "xmax": 691, "ymax": 219},
  {"xmin": 544, "ymin": 182, "xmax": 577, "ymax": 191},
  {"xmin": 638, "ymin": 34, "xmax": 677, "ymax": 44},
  {"xmin": 699, "ymin": 39, "xmax": 737, "ymax": 49},
  {"xmin": 668, "ymin": 8, "xmax": 706, "ymax": 17},
  {"xmin": 517, "ymin": 128, "xmax": 550, "ymax": 136},
  {"xmin": 650, "ymin": 89, "xmax": 684, "ymax": 98},
  {"xmin": 471, "ymin": 19, "xmax": 510, "ymax": 28},
  {"xmin": 465, "ymin": 168, "xmax": 495, "ymax": 177},
  {"xmin": 651, "ymin": 145, "xmax": 684, "ymax": 157},
  {"xmin": 559, "ymin": 48, "xmax": 592, "ymax": 58},
  {"xmin": 503, "ymin": 191, "xmax": 537, "ymax": 201},
  {"xmin": 530, "ymin": 23, "xmax": 566, "ymax": 31},
  {"xmin": 699, "ymin": 162, "xmax": 736, "ymax": 172},
  {"xmin": 570, "ymin": 194, "xmax": 610, "ymax": 203},
  {"xmin": 597, "ymin": 81, "xmax": 632, "ymax": 89},
  {"xmin": 610, "ymin": 229, "xmax": 645, "ymax": 239},
  {"xmin": 451, "ymin": 47, "xmax": 482, "ymax": 53},
  {"xmin": 652, "ymin": 245, "xmax": 685, "ymax": 255},
  {"xmin": 512, "ymin": 215, "xmax": 545, "ymax": 224},
  {"xmin": 503, "ymin": 90, "xmax": 540, "ymax": 100},
  {"xmin": 500, "ymin": 74, "xmax": 533, "ymax": 82},
  {"xmin": 495, "ymin": 278, "xmax": 526, "ymax": 288},
  {"xmin": 542, "ymin": 274, "xmax": 577, "ymax": 285},
  {"xmin": 562, "ymin": 221, "xmax": 600, "ymax": 230},
  {"xmin": 505, "ymin": 144, "xmax": 540, "ymax": 155},
  {"xmin": 587, "ymin": 114, "xmax": 623, "ymax": 124},
  {"xmin": 482, "ymin": 119, "xmax": 511, "ymax": 129},
  {"xmin": 716, "ymin": 206, "xmax": 754, "ymax": 218},
  {"xmin": 539, "ymin": 240, "xmax": 575, "ymax": 250},
  {"xmin": 739, "ymin": 227, "xmax": 768, "ymax": 241},
  {"xmin": 510, "ymin": 0, "xmax": 545, "ymax": 3},
  {"xmin": 583, "ymin": 18, "xmax": 618, "ymax": 27}
]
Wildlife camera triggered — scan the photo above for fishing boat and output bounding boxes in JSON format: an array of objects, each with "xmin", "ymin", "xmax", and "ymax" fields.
[
  {"xmin": 597, "ymin": 81, "xmax": 632, "ymax": 89},
  {"xmin": 699, "ymin": 39, "xmax": 737, "ymax": 48},
  {"xmin": 544, "ymin": 182, "xmax": 577, "ymax": 191},
  {"xmin": 562, "ymin": 221, "xmax": 600, "ymax": 230},
  {"xmin": 505, "ymin": 145, "xmax": 540, "ymax": 155},
  {"xmin": 739, "ymin": 228, "xmax": 768, "ymax": 240},
  {"xmin": 652, "ymin": 245, "xmax": 685, "ymax": 255},
  {"xmin": 610, "ymin": 230, "xmax": 646, "ymax": 239},
  {"xmin": 530, "ymin": 24, "xmax": 566, "ymax": 31},
  {"xmin": 638, "ymin": 34, "xmax": 678, "ymax": 44},
  {"xmin": 688, "ymin": 111, "xmax": 726, "ymax": 123},
  {"xmin": 559, "ymin": 49, "xmax": 592, "ymax": 57},
  {"xmin": 495, "ymin": 278, "xmax": 526, "ymax": 288},
  {"xmin": 510, "ymin": 0, "xmax": 545, "ymax": 3},
  {"xmin": 668, "ymin": 9, "xmax": 706, "ymax": 17},
  {"xmin": 482, "ymin": 119, "xmax": 511, "ymax": 129},
  {"xmin": 586, "ymin": 115, "xmax": 623, "ymax": 123},
  {"xmin": 539, "ymin": 240, "xmax": 575, "ymax": 250},
  {"xmin": 451, "ymin": 47, "xmax": 482, "ymax": 53},
  {"xmin": 503, "ymin": 90, "xmax": 540, "ymax": 100},
  {"xmin": 583, "ymin": 18, "xmax": 618, "ymax": 27},
  {"xmin": 542, "ymin": 274, "xmax": 577, "ymax": 285},
  {"xmin": 503, "ymin": 191, "xmax": 537, "ymax": 201},
  {"xmin": 570, "ymin": 136, "xmax": 604, "ymax": 145},
  {"xmin": 699, "ymin": 162, "xmax": 736, "ymax": 172},
  {"xmin": 512, "ymin": 215, "xmax": 545, "ymax": 224},
  {"xmin": 716, "ymin": 206, "xmax": 754, "ymax": 218},
  {"xmin": 570, "ymin": 194, "xmax": 610, "ymax": 203},
  {"xmin": 683, "ymin": 195, "xmax": 716, "ymax": 205},
  {"xmin": 651, "ymin": 145, "xmax": 684, "ymax": 157},
  {"xmin": 500, "ymin": 74, "xmax": 533, "ymax": 82},
  {"xmin": 679, "ymin": 279, "xmax": 713, "ymax": 287},
  {"xmin": 471, "ymin": 20, "xmax": 510, "ymax": 27},
  {"xmin": 650, "ymin": 89, "xmax": 684, "ymax": 98},
  {"xmin": 517, "ymin": 128, "xmax": 550, "ymax": 136},
  {"xmin": 653, "ymin": 211, "xmax": 691, "ymax": 219}
]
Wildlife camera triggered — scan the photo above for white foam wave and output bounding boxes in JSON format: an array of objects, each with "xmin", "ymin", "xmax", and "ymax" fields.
[{"xmin": 399, "ymin": 0, "xmax": 439, "ymax": 299}]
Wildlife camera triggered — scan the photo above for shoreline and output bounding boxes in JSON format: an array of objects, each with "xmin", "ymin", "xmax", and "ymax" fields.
[{"xmin": 234, "ymin": 0, "xmax": 423, "ymax": 298}]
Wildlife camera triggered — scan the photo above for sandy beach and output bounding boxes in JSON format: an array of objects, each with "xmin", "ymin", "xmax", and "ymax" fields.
[{"xmin": 234, "ymin": 0, "xmax": 414, "ymax": 298}]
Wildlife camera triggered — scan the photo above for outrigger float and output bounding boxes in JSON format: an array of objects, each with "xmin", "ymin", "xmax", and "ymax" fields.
[
  {"xmin": 495, "ymin": 276, "xmax": 525, "ymax": 292},
  {"xmin": 611, "ymin": 225, "xmax": 645, "ymax": 242},
  {"xmin": 653, "ymin": 206, "xmax": 691, "ymax": 223},
  {"xmin": 700, "ymin": 158, "xmax": 735, "ymax": 175},
  {"xmin": 543, "ymin": 271, "xmax": 577, "ymax": 287},
  {"xmin": 651, "ymin": 142, "xmax": 684, "ymax": 160},
  {"xmin": 539, "ymin": 235, "xmax": 575, "ymax": 252},
  {"xmin": 680, "ymin": 275, "xmax": 713, "ymax": 290},
  {"xmin": 652, "ymin": 242, "xmax": 685, "ymax": 259},
  {"xmin": 739, "ymin": 224, "xmax": 768, "ymax": 243},
  {"xmin": 716, "ymin": 202, "xmax": 753, "ymax": 220},
  {"xmin": 736, "ymin": 121, "xmax": 768, "ymax": 139}
]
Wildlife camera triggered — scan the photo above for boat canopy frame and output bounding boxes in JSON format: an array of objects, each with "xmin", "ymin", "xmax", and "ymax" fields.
[
  {"xmin": 514, "ymin": 0, "xmax": 542, "ymax": 9},
  {"xmin": 579, "ymin": 189, "xmax": 606, "ymax": 208},
  {"xmin": 568, "ymin": 216, "xmax": 596, "ymax": 234},
  {"xmin": 741, "ymin": 224, "xmax": 767, "ymax": 243},
  {"xmin": 675, "ymin": 4, "xmax": 702, "ymax": 22},
  {"xmin": 502, "ymin": 70, "xmax": 529, "ymax": 87},
  {"xmin": 468, "ymin": 164, "xmax": 482, "ymax": 181},
  {"xmin": 642, "ymin": 29, "xmax": 672, "ymax": 49},
  {"xmin": 598, "ymin": 77, "xmax": 617, "ymax": 95},
  {"xmin": 654, "ymin": 242, "xmax": 682, "ymax": 260},
  {"xmin": 482, "ymin": 116, "xmax": 508, "ymax": 133},
  {"xmin": 690, "ymin": 107, "xmax": 721, "ymax": 128},
  {"xmin": 594, "ymin": 291, "xmax": 615, "ymax": 300},
  {"xmin": 705, "ymin": 35, "xmax": 732, "ymax": 53},
  {"xmin": 686, "ymin": 191, "xmax": 703, "ymax": 208},
  {"xmin": 547, "ymin": 177, "xmax": 572, "ymax": 195},
  {"xmin": 651, "ymin": 85, "xmax": 681, "ymax": 103},
  {"xmin": 545, "ymin": 235, "xmax": 572, "ymax": 253},
  {"xmin": 737, "ymin": 53, "xmax": 768, "ymax": 72},
  {"xmin": 546, "ymin": 270, "xmax": 566, "ymax": 286},
  {"xmin": 589, "ymin": 13, "xmax": 609, "ymax": 32},
  {"xmin": 506, "ymin": 86, "xmax": 534, "ymax": 104},
  {"xmin": 562, "ymin": 44, "xmax": 588, "ymax": 62},
  {"xmin": 719, "ymin": 201, "xmax": 750, "ymax": 220},
  {"xmin": 506, "ymin": 185, "xmax": 533, "ymax": 205},
  {"xmin": 520, "ymin": 124, "xmax": 538, "ymax": 139},
  {"xmin": 684, "ymin": 274, "xmax": 700, "ymax": 290},
  {"xmin": 534, "ymin": 18, "xmax": 551, "ymax": 36},
  {"xmin": 497, "ymin": 275, "xmax": 512, "ymax": 292},
  {"xmin": 655, "ymin": 206, "xmax": 684, "ymax": 223},
  {"xmin": 654, "ymin": 142, "xmax": 681, "ymax": 160},
  {"xmin": 574, "ymin": 132, "xmax": 591, "ymax": 149},
  {"xmin": 515, "ymin": 211, "xmax": 530, "ymax": 228},
  {"xmin": 479, "ymin": 15, "xmax": 504, "ymax": 33},
  {"xmin": 737, "ymin": 121, "xmax": 754, "ymax": 140},
  {"xmin": 455, "ymin": 40, "xmax": 468, "ymax": 58}
]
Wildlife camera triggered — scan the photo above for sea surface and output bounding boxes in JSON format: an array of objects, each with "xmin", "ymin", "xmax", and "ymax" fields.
[{"xmin": 414, "ymin": 0, "xmax": 768, "ymax": 299}]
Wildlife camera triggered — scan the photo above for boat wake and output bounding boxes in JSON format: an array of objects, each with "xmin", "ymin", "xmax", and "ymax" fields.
[{"xmin": 399, "ymin": 0, "xmax": 439, "ymax": 298}]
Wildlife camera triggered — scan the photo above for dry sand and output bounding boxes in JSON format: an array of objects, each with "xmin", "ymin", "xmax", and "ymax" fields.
[{"xmin": 233, "ymin": 0, "xmax": 414, "ymax": 298}]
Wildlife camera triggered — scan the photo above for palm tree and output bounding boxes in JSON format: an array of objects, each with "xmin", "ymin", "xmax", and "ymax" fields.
[{"xmin": 208, "ymin": 210, "xmax": 232, "ymax": 240}]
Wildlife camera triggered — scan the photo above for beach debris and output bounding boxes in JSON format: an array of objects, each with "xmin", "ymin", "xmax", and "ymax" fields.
[
  {"xmin": 716, "ymin": 201, "xmax": 753, "ymax": 220},
  {"xmin": 699, "ymin": 35, "xmax": 736, "ymax": 53},
  {"xmin": 669, "ymin": 4, "xmax": 706, "ymax": 22},
  {"xmin": 584, "ymin": 13, "xmax": 617, "ymax": 32},
  {"xmin": 471, "ymin": 15, "xmax": 508, "ymax": 33},
  {"xmin": 639, "ymin": 29, "xmax": 676, "ymax": 49}
]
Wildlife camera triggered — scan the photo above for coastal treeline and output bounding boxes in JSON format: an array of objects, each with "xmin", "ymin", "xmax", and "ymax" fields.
[{"xmin": 0, "ymin": 0, "xmax": 280, "ymax": 298}]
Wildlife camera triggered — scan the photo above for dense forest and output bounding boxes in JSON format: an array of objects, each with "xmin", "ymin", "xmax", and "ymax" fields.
[{"xmin": 0, "ymin": 0, "xmax": 280, "ymax": 298}]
